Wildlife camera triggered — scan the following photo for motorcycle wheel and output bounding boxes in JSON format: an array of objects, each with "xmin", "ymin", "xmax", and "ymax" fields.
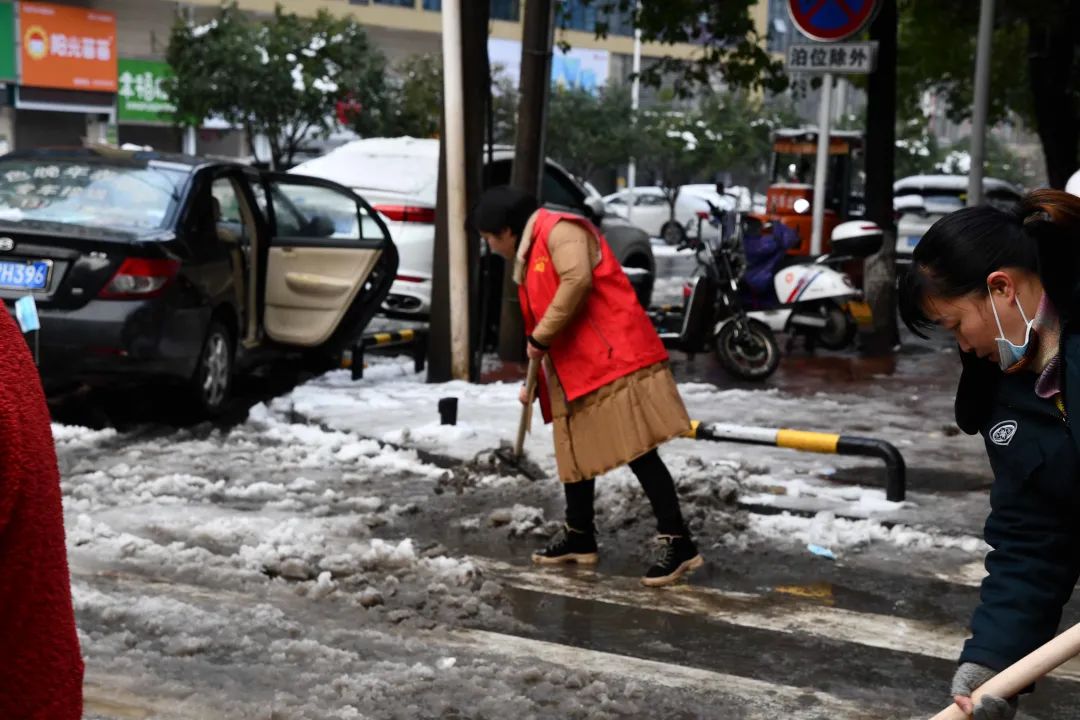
[
  {"xmin": 715, "ymin": 318, "xmax": 780, "ymax": 381},
  {"xmin": 816, "ymin": 302, "xmax": 858, "ymax": 351}
]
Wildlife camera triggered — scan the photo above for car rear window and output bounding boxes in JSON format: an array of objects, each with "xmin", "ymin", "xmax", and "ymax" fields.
[{"xmin": 0, "ymin": 159, "xmax": 186, "ymax": 232}]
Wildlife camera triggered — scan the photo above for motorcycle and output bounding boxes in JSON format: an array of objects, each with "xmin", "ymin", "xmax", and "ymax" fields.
[
  {"xmin": 741, "ymin": 215, "xmax": 882, "ymax": 352},
  {"xmin": 651, "ymin": 198, "xmax": 781, "ymax": 381},
  {"xmin": 694, "ymin": 195, "xmax": 880, "ymax": 352}
]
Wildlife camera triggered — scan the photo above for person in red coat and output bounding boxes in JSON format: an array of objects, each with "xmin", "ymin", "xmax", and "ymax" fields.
[
  {"xmin": 473, "ymin": 186, "xmax": 703, "ymax": 587},
  {"xmin": 0, "ymin": 308, "xmax": 83, "ymax": 719}
]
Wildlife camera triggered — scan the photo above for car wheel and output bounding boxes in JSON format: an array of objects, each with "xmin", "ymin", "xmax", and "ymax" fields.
[
  {"xmin": 660, "ymin": 221, "xmax": 686, "ymax": 246},
  {"xmin": 190, "ymin": 320, "xmax": 234, "ymax": 416}
]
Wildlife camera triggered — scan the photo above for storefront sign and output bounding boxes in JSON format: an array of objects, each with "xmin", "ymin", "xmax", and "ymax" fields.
[
  {"xmin": 19, "ymin": 2, "xmax": 117, "ymax": 92},
  {"xmin": 0, "ymin": 3, "xmax": 15, "ymax": 81},
  {"xmin": 118, "ymin": 59, "xmax": 175, "ymax": 123}
]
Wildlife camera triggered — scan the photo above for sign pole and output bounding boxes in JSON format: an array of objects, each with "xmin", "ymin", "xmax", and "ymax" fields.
[
  {"xmin": 811, "ymin": 72, "xmax": 833, "ymax": 256},
  {"xmin": 967, "ymin": 0, "xmax": 994, "ymax": 207}
]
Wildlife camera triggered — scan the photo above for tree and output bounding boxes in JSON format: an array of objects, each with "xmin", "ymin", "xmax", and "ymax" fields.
[
  {"xmin": 166, "ymin": 3, "xmax": 391, "ymax": 168},
  {"xmin": 545, "ymin": 84, "xmax": 637, "ymax": 182},
  {"xmin": 897, "ymin": 0, "xmax": 1080, "ymax": 188},
  {"xmin": 561, "ymin": 1, "xmax": 787, "ymax": 96},
  {"xmin": 695, "ymin": 91, "xmax": 800, "ymax": 191},
  {"xmin": 636, "ymin": 104, "xmax": 716, "ymax": 223},
  {"xmin": 385, "ymin": 54, "xmax": 443, "ymax": 139}
]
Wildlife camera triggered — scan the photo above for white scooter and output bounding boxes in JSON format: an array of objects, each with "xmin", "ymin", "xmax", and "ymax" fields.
[{"xmin": 742, "ymin": 217, "xmax": 883, "ymax": 351}]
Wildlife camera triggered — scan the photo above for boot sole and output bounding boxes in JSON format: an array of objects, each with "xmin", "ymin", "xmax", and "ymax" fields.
[
  {"xmin": 532, "ymin": 552, "xmax": 599, "ymax": 566},
  {"xmin": 640, "ymin": 554, "xmax": 705, "ymax": 587}
]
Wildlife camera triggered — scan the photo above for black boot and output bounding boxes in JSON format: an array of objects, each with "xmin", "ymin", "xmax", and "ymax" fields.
[
  {"xmin": 641, "ymin": 535, "xmax": 703, "ymax": 587},
  {"xmin": 532, "ymin": 524, "xmax": 599, "ymax": 566}
]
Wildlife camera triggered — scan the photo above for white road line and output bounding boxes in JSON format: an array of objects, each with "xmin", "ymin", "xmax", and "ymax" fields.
[
  {"xmin": 473, "ymin": 557, "xmax": 1080, "ymax": 685},
  {"xmin": 441, "ymin": 627, "xmax": 884, "ymax": 720},
  {"xmin": 73, "ymin": 572, "xmax": 881, "ymax": 718}
]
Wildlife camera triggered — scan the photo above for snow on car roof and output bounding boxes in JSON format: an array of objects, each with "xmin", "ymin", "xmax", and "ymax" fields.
[
  {"xmin": 291, "ymin": 137, "xmax": 441, "ymax": 204},
  {"xmin": 893, "ymin": 174, "xmax": 1019, "ymax": 194}
]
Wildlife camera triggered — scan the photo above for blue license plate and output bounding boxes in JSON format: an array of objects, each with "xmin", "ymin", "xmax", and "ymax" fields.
[
  {"xmin": 0, "ymin": 260, "xmax": 50, "ymax": 290},
  {"xmin": 905, "ymin": 235, "xmax": 921, "ymax": 248}
]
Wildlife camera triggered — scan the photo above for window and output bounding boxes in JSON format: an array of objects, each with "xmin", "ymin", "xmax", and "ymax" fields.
[
  {"xmin": 636, "ymin": 194, "xmax": 667, "ymax": 207},
  {"xmin": 490, "ymin": 0, "xmax": 520, "ymax": 21},
  {"xmin": 269, "ymin": 181, "xmax": 363, "ymax": 241},
  {"xmin": 0, "ymin": 159, "xmax": 186, "ymax": 233},
  {"xmin": 766, "ymin": 0, "xmax": 791, "ymax": 54},
  {"xmin": 541, "ymin": 166, "xmax": 584, "ymax": 210},
  {"xmin": 373, "ymin": 0, "xmax": 415, "ymax": 7},
  {"xmin": 423, "ymin": 0, "xmax": 519, "ymax": 19},
  {"xmin": 211, "ymin": 176, "xmax": 254, "ymax": 244},
  {"xmin": 558, "ymin": 0, "xmax": 633, "ymax": 36}
]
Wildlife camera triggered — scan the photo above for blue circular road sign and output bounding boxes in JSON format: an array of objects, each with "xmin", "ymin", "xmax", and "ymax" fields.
[{"xmin": 788, "ymin": 0, "xmax": 878, "ymax": 42}]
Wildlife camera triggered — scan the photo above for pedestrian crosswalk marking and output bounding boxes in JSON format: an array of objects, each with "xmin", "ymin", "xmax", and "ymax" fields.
[
  {"xmin": 472, "ymin": 557, "xmax": 1080, "ymax": 684},
  {"xmin": 442, "ymin": 628, "xmax": 882, "ymax": 719}
]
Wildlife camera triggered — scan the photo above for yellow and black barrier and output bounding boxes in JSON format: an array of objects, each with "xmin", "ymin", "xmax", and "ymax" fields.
[
  {"xmin": 684, "ymin": 420, "xmax": 906, "ymax": 502},
  {"xmin": 343, "ymin": 328, "xmax": 427, "ymax": 380}
]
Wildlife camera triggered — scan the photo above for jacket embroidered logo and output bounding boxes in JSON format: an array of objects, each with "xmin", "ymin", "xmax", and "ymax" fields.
[
  {"xmin": 533, "ymin": 257, "xmax": 547, "ymax": 273},
  {"xmin": 990, "ymin": 420, "xmax": 1018, "ymax": 446}
]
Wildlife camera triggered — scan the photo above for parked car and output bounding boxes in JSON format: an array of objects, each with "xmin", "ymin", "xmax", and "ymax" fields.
[
  {"xmin": 894, "ymin": 174, "xmax": 1022, "ymax": 265},
  {"xmin": 291, "ymin": 137, "xmax": 655, "ymax": 318},
  {"xmin": 0, "ymin": 146, "xmax": 397, "ymax": 414},
  {"xmin": 602, "ymin": 185, "xmax": 718, "ymax": 245}
]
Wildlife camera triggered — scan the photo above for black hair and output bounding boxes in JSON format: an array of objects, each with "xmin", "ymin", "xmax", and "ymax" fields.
[
  {"xmin": 469, "ymin": 186, "xmax": 539, "ymax": 243},
  {"xmin": 899, "ymin": 189, "xmax": 1080, "ymax": 338}
]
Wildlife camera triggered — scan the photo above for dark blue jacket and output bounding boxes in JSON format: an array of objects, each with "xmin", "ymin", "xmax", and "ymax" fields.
[{"xmin": 956, "ymin": 334, "xmax": 1080, "ymax": 670}]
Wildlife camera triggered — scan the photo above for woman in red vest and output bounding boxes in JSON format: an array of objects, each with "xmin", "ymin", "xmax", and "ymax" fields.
[{"xmin": 472, "ymin": 186, "xmax": 704, "ymax": 587}]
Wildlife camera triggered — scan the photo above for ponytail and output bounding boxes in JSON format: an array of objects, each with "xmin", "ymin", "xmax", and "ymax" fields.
[{"xmin": 1020, "ymin": 189, "xmax": 1080, "ymax": 320}]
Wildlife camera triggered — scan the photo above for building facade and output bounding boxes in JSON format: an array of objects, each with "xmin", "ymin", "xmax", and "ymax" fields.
[{"xmin": 0, "ymin": 0, "xmax": 727, "ymax": 157}]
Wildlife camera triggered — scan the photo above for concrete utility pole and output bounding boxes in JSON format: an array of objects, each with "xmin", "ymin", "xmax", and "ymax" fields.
[
  {"xmin": 440, "ymin": 0, "xmax": 470, "ymax": 380},
  {"xmin": 968, "ymin": 0, "xmax": 995, "ymax": 206},
  {"xmin": 810, "ymin": 73, "xmax": 833, "ymax": 256},
  {"xmin": 498, "ymin": 0, "xmax": 555, "ymax": 361}
]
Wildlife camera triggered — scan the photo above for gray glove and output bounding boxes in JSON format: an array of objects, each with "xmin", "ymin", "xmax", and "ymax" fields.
[{"xmin": 950, "ymin": 663, "xmax": 1019, "ymax": 720}]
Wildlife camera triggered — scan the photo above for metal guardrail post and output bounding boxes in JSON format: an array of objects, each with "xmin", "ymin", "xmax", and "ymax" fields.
[
  {"xmin": 345, "ymin": 329, "xmax": 427, "ymax": 382},
  {"xmin": 685, "ymin": 421, "xmax": 907, "ymax": 502}
]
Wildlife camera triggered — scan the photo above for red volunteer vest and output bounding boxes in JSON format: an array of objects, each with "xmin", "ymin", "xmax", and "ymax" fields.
[{"xmin": 518, "ymin": 210, "xmax": 668, "ymax": 419}]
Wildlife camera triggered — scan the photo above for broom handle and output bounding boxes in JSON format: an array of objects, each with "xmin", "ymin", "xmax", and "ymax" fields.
[
  {"xmin": 514, "ymin": 357, "xmax": 541, "ymax": 458},
  {"xmin": 931, "ymin": 622, "xmax": 1080, "ymax": 719}
]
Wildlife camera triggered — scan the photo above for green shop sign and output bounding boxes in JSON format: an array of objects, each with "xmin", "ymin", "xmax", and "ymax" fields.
[
  {"xmin": 117, "ymin": 59, "xmax": 176, "ymax": 124},
  {"xmin": 0, "ymin": 2, "xmax": 15, "ymax": 82}
]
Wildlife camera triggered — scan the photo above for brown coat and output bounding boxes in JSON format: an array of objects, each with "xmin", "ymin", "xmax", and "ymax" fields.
[{"xmin": 517, "ymin": 212, "xmax": 691, "ymax": 483}]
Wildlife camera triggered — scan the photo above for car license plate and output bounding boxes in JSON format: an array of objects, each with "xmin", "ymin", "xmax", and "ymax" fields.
[
  {"xmin": 905, "ymin": 235, "xmax": 921, "ymax": 248},
  {"xmin": 0, "ymin": 260, "xmax": 51, "ymax": 290}
]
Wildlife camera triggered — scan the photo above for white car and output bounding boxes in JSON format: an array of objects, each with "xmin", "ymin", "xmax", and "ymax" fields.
[
  {"xmin": 292, "ymin": 138, "xmax": 655, "ymax": 317},
  {"xmin": 603, "ymin": 186, "xmax": 718, "ymax": 245},
  {"xmin": 894, "ymin": 175, "xmax": 1022, "ymax": 265}
]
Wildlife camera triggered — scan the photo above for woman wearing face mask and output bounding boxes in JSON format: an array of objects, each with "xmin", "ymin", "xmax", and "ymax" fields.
[
  {"xmin": 470, "ymin": 186, "xmax": 704, "ymax": 587},
  {"xmin": 900, "ymin": 189, "xmax": 1080, "ymax": 720}
]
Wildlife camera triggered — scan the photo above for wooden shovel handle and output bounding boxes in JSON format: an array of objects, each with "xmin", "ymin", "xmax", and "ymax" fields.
[
  {"xmin": 513, "ymin": 357, "xmax": 541, "ymax": 458},
  {"xmin": 931, "ymin": 622, "xmax": 1080, "ymax": 719}
]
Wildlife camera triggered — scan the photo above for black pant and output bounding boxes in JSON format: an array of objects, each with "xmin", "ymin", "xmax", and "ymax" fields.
[{"xmin": 564, "ymin": 449, "xmax": 690, "ymax": 537}]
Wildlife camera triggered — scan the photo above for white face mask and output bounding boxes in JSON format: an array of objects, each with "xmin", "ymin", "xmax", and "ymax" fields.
[{"xmin": 988, "ymin": 286, "xmax": 1034, "ymax": 372}]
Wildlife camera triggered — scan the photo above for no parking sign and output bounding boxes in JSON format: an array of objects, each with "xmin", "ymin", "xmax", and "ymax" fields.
[{"xmin": 787, "ymin": 0, "xmax": 879, "ymax": 42}]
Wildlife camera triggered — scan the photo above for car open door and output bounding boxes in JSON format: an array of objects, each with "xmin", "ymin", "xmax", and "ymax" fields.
[{"xmin": 260, "ymin": 173, "xmax": 397, "ymax": 351}]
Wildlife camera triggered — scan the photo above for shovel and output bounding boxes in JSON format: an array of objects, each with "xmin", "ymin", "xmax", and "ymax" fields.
[
  {"xmin": 473, "ymin": 357, "xmax": 545, "ymax": 481},
  {"xmin": 930, "ymin": 622, "xmax": 1080, "ymax": 719},
  {"xmin": 513, "ymin": 356, "xmax": 541, "ymax": 458}
]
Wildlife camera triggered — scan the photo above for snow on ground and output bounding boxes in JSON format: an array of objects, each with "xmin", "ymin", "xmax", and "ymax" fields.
[{"xmin": 281, "ymin": 355, "xmax": 986, "ymax": 540}]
